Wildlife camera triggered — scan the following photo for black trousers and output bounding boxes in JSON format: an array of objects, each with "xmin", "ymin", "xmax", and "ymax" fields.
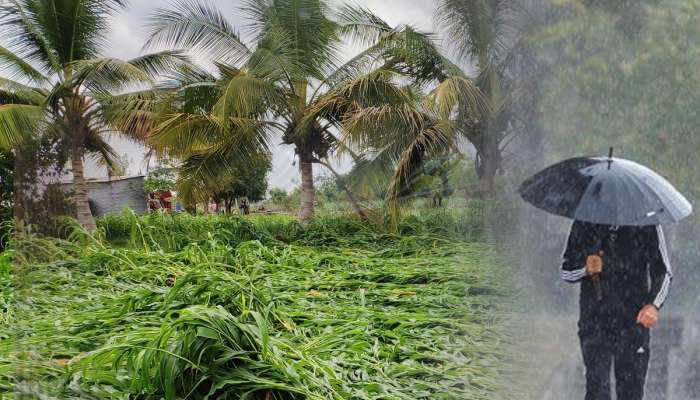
[{"xmin": 579, "ymin": 321, "xmax": 650, "ymax": 400}]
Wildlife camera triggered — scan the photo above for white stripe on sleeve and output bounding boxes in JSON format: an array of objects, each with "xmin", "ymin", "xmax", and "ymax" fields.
[
  {"xmin": 653, "ymin": 225, "xmax": 673, "ymax": 309},
  {"xmin": 560, "ymin": 221, "xmax": 587, "ymax": 282},
  {"xmin": 561, "ymin": 267, "xmax": 587, "ymax": 282}
]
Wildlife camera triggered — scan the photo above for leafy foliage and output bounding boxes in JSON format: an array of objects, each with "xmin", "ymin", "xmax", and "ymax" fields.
[
  {"xmin": 131, "ymin": 0, "xmax": 489, "ymax": 222},
  {"xmin": 0, "ymin": 0, "xmax": 189, "ymax": 229},
  {"xmin": 178, "ymin": 152, "xmax": 272, "ymax": 209},
  {"xmin": 143, "ymin": 167, "xmax": 177, "ymax": 193},
  {"xmin": 1, "ymin": 211, "xmax": 508, "ymax": 399}
]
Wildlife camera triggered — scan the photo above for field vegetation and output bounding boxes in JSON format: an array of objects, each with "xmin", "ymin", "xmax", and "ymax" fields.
[{"xmin": 1, "ymin": 210, "xmax": 511, "ymax": 399}]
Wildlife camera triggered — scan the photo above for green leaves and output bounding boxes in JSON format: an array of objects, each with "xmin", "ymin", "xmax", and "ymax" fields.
[
  {"xmin": 6, "ymin": 0, "xmax": 128, "ymax": 66},
  {"xmin": 70, "ymin": 51, "xmax": 192, "ymax": 94},
  {"xmin": 335, "ymin": 4, "xmax": 392, "ymax": 47},
  {"xmin": 0, "ymin": 45, "xmax": 47, "ymax": 83},
  {"xmin": 84, "ymin": 305, "xmax": 339, "ymax": 400},
  {"xmin": 1, "ymin": 211, "xmax": 506, "ymax": 399},
  {"xmin": 242, "ymin": 0, "xmax": 342, "ymax": 80},
  {"xmin": 0, "ymin": 1, "xmax": 191, "ymax": 232},
  {"xmin": 0, "ymin": 103, "xmax": 43, "ymax": 149},
  {"xmin": 145, "ymin": 0, "xmax": 251, "ymax": 65},
  {"xmin": 0, "ymin": 77, "xmax": 46, "ymax": 106}
]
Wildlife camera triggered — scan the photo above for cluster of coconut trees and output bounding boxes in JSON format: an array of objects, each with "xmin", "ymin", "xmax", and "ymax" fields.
[{"xmin": 0, "ymin": 0, "xmax": 523, "ymax": 228}]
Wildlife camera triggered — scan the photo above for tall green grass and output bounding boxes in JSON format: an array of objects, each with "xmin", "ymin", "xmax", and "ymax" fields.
[
  {"xmin": 97, "ymin": 206, "xmax": 486, "ymax": 250},
  {"xmin": 1, "ymin": 211, "xmax": 511, "ymax": 399}
]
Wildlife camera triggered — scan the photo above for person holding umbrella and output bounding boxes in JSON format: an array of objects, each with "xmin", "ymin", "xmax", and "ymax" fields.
[
  {"xmin": 560, "ymin": 221, "xmax": 670, "ymax": 400},
  {"xmin": 519, "ymin": 149, "xmax": 692, "ymax": 400}
]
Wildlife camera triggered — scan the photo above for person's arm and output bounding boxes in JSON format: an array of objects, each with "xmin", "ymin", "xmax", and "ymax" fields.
[
  {"xmin": 647, "ymin": 225, "xmax": 673, "ymax": 310},
  {"xmin": 560, "ymin": 221, "xmax": 588, "ymax": 283}
]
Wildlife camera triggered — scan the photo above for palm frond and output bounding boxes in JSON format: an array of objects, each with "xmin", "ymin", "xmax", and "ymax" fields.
[
  {"xmin": 435, "ymin": 0, "xmax": 522, "ymax": 67},
  {"xmin": 84, "ymin": 128, "xmax": 123, "ymax": 173},
  {"xmin": 242, "ymin": 0, "xmax": 342, "ymax": 80},
  {"xmin": 386, "ymin": 124, "xmax": 452, "ymax": 203},
  {"xmin": 426, "ymin": 75, "xmax": 490, "ymax": 121},
  {"xmin": 345, "ymin": 146, "xmax": 397, "ymax": 198},
  {"xmin": 16, "ymin": 0, "xmax": 127, "ymax": 65},
  {"xmin": 175, "ymin": 149, "xmax": 270, "ymax": 204},
  {"xmin": 334, "ymin": 4, "xmax": 392, "ymax": 47},
  {"xmin": 145, "ymin": 0, "xmax": 251, "ymax": 65},
  {"xmin": 212, "ymin": 69, "xmax": 285, "ymax": 124},
  {"xmin": 246, "ymin": 26, "xmax": 305, "ymax": 84},
  {"xmin": 96, "ymin": 88, "xmax": 164, "ymax": 140},
  {"xmin": 0, "ymin": 103, "xmax": 44, "ymax": 149},
  {"xmin": 149, "ymin": 112, "xmax": 227, "ymax": 156},
  {"xmin": 321, "ymin": 24, "xmax": 463, "ymax": 91},
  {"xmin": 71, "ymin": 51, "xmax": 191, "ymax": 94},
  {"xmin": 0, "ymin": 0, "xmax": 61, "ymax": 72},
  {"xmin": 0, "ymin": 76, "xmax": 47, "ymax": 105},
  {"xmin": 0, "ymin": 44, "xmax": 48, "ymax": 82},
  {"xmin": 305, "ymin": 68, "xmax": 412, "ymax": 134},
  {"xmin": 127, "ymin": 50, "xmax": 193, "ymax": 80}
]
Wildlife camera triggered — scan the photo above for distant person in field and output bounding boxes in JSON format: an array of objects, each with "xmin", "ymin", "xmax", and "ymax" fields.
[{"xmin": 560, "ymin": 221, "xmax": 672, "ymax": 400}]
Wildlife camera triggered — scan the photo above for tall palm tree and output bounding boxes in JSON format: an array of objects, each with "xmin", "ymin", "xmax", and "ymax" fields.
[
  {"xmin": 138, "ymin": 0, "xmax": 484, "ymax": 223},
  {"xmin": 436, "ymin": 0, "xmax": 523, "ymax": 193},
  {"xmin": 0, "ymin": 0, "xmax": 188, "ymax": 229},
  {"xmin": 307, "ymin": 9, "xmax": 489, "ymax": 206}
]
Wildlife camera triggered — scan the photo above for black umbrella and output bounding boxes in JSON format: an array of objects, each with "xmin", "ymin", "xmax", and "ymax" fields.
[
  {"xmin": 518, "ymin": 149, "xmax": 692, "ymax": 226},
  {"xmin": 519, "ymin": 148, "xmax": 692, "ymax": 301}
]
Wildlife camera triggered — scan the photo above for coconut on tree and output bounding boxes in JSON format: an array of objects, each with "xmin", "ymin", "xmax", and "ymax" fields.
[{"xmin": 0, "ymin": 0, "xmax": 188, "ymax": 229}]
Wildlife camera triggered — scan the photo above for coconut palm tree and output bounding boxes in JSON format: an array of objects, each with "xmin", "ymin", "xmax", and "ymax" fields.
[
  {"xmin": 138, "ymin": 0, "xmax": 486, "ymax": 223},
  {"xmin": 346, "ymin": 0, "xmax": 521, "ymax": 197},
  {"xmin": 304, "ymin": 9, "xmax": 489, "ymax": 207},
  {"xmin": 435, "ymin": 0, "xmax": 524, "ymax": 193},
  {"xmin": 0, "ymin": 0, "xmax": 188, "ymax": 229}
]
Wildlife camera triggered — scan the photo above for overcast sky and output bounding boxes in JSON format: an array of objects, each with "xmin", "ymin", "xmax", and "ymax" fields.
[{"xmin": 96, "ymin": 0, "xmax": 441, "ymax": 190}]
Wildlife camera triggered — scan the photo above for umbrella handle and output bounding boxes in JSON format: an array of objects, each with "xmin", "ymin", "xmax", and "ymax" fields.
[{"xmin": 591, "ymin": 274, "xmax": 603, "ymax": 301}]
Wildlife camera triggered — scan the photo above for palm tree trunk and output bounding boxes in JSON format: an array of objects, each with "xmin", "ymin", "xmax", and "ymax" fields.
[
  {"xmin": 71, "ymin": 145, "xmax": 96, "ymax": 230},
  {"xmin": 475, "ymin": 133, "xmax": 501, "ymax": 196},
  {"xmin": 298, "ymin": 156, "xmax": 315, "ymax": 223}
]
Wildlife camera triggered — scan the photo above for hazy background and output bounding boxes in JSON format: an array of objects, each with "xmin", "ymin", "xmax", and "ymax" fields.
[{"xmin": 499, "ymin": 1, "xmax": 700, "ymax": 398}]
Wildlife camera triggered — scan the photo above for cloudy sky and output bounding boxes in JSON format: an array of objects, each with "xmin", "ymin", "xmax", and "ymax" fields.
[{"xmin": 97, "ymin": 0, "xmax": 441, "ymax": 190}]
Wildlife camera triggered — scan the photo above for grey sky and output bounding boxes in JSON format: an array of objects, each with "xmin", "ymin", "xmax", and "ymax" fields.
[{"xmin": 97, "ymin": 0, "xmax": 441, "ymax": 190}]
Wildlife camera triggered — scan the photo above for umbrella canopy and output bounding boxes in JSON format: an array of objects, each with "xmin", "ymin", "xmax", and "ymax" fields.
[{"xmin": 519, "ymin": 155, "xmax": 692, "ymax": 226}]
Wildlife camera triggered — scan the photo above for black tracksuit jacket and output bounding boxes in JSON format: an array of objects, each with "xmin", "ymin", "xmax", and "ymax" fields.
[{"xmin": 560, "ymin": 221, "xmax": 672, "ymax": 326}]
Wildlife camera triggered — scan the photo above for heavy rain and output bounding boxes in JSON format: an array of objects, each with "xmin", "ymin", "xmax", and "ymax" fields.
[{"xmin": 498, "ymin": 1, "xmax": 700, "ymax": 399}]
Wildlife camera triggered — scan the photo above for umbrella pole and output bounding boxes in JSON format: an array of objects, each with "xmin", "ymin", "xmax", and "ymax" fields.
[
  {"xmin": 591, "ymin": 236, "xmax": 608, "ymax": 302},
  {"xmin": 592, "ymin": 274, "xmax": 603, "ymax": 301}
]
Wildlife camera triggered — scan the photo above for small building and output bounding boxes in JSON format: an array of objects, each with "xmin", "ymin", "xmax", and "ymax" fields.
[{"xmin": 62, "ymin": 176, "xmax": 148, "ymax": 217}]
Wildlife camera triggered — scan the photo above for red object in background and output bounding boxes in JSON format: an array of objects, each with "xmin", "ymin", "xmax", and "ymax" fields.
[
  {"xmin": 161, "ymin": 190, "xmax": 173, "ymax": 210},
  {"xmin": 149, "ymin": 191, "xmax": 173, "ymax": 211},
  {"xmin": 148, "ymin": 193, "xmax": 161, "ymax": 211}
]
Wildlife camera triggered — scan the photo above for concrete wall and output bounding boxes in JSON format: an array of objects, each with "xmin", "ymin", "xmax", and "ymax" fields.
[
  {"xmin": 87, "ymin": 176, "xmax": 147, "ymax": 217},
  {"xmin": 63, "ymin": 176, "xmax": 147, "ymax": 217}
]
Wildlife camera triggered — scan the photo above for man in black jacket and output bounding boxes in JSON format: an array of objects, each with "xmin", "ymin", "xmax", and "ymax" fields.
[{"xmin": 561, "ymin": 221, "xmax": 672, "ymax": 400}]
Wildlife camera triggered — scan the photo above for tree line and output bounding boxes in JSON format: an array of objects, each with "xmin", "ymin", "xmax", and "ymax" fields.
[{"xmin": 10, "ymin": 0, "xmax": 689, "ymax": 233}]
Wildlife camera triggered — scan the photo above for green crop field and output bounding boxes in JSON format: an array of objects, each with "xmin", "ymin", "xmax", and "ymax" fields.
[{"xmin": 0, "ymin": 211, "xmax": 511, "ymax": 399}]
